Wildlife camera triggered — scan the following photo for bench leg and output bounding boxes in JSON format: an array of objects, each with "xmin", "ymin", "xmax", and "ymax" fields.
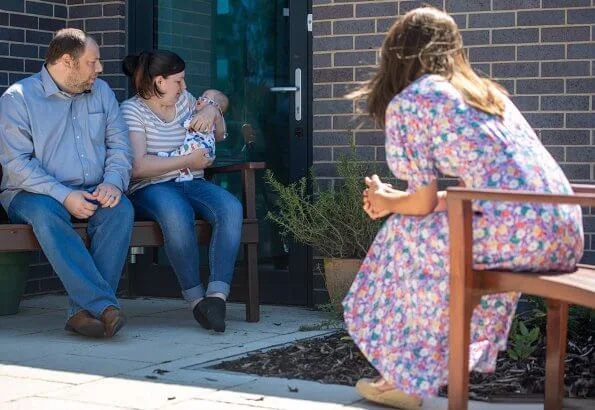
[
  {"xmin": 125, "ymin": 253, "xmax": 136, "ymax": 297},
  {"xmin": 244, "ymin": 243, "xmax": 259, "ymax": 322},
  {"xmin": 448, "ymin": 292, "xmax": 477, "ymax": 410},
  {"xmin": 545, "ymin": 299, "xmax": 568, "ymax": 410}
]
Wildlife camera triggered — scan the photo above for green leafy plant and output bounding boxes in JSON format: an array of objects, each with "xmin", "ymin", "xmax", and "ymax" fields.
[
  {"xmin": 568, "ymin": 304, "xmax": 595, "ymax": 339},
  {"xmin": 515, "ymin": 296, "xmax": 594, "ymax": 340},
  {"xmin": 264, "ymin": 150, "xmax": 384, "ymax": 259},
  {"xmin": 507, "ymin": 320, "xmax": 540, "ymax": 362}
]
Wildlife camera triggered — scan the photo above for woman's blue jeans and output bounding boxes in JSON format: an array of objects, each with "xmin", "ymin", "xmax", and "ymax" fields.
[
  {"xmin": 7, "ymin": 191, "xmax": 134, "ymax": 318},
  {"xmin": 130, "ymin": 178, "xmax": 243, "ymax": 303}
]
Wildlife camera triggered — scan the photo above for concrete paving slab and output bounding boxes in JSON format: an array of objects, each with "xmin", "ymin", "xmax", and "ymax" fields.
[
  {"xmin": 118, "ymin": 297, "xmax": 188, "ymax": 317},
  {"xmin": 0, "ymin": 397, "xmax": 133, "ymax": 410},
  {"xmin": 40, "ymin": 376, "xmax": 213, "ymax": 409},
  {"xmin": 202, "ymin": 376, "xmax": 360, "ymax": 410},
  {"xmin": 19, "ymin": 294, "xmax": 70, "ymax": 310},
  {"xmin": 119, "ymin": 315, "xmax": 281, "ymax": 346},
  {"xmin": 0, "ymin": 311, "xmax": 65, "ymax": 334},
  {"xmin": 0, "ymin": 375, "xmax": 70, "ymax": 403},
  {"xmin": 2, "ymin": 295, "xmax": 592, "ymax": 410},
  {"xmin": 160, "ymin": 399, "xmax": 279, "ymax": 409},
  {"xmin": 0, "ymin": 353, "xmax": 149, "ymax": 384},
  {"xmin": 0, "ymin": 397, "xmax": 134, "ymax": 410},
  {"xmin": 0, "ymin": 334, "xmax": 102, "ymax": 363},
  {"xmin": 124, "ymin": 366, "xmax": 258, "ymax": 390},
  {"xmin": 71, "ymin": 336, "xmax": 227, "ymax": 363}
]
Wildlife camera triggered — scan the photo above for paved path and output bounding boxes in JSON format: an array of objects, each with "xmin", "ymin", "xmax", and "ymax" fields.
[{"xmin": 0, "ymin": 295, "xmax": 592, "ymax": 409}]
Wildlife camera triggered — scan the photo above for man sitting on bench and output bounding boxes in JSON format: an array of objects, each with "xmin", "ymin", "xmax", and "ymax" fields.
[{"xmin": 0, "ymin": 29, "xmax": 133, "ymax": 338}]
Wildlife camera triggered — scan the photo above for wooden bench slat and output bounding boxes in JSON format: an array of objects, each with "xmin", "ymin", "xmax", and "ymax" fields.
[
  {"xmin": 0, "ymin": 219, "xmax": 259, "ymax": 251},
  {"xmin": 474, "ymin": 266, "xmax": 595, "ymax": 309}
]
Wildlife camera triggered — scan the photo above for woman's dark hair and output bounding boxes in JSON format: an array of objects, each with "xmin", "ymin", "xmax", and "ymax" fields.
[
  {"xmin": 46, "ymin": 28, "xmax": 90, "ymax": 65},
  {"xmin": 122, "ymin": 50, "xmax": 185, "ymax": 99}
]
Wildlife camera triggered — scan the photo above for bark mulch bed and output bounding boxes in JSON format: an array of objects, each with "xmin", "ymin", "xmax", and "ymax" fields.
[{"xmin": 212, "ymin": 331, "xmax": 594, "ymax": 402}]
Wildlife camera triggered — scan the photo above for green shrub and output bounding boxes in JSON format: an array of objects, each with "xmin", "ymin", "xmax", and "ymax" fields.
[{"xmin": 264, "ymin": 150, "xmax": 384, "ymax": 259}]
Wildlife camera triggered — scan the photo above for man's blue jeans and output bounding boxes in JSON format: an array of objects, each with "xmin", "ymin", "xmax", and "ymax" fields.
[
  {"xmin": 8, "ymin": 191, "xmax": 134, "ymax": 318},
  {"xmin": 130, "ymin": 178, "xmax": 243, "ymax": 303}
]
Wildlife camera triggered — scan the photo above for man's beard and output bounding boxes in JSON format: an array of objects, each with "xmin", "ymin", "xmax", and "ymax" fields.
[{"xmin": 65, "ymin": 71, "xmax": 92, "ymax": 94}]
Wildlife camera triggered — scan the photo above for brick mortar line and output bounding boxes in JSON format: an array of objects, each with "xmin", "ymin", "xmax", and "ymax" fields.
[
  {"xmin": 5, "ymin": 0, "xmax": 66, "ymax": 4},
  {"xmin": 311, "ymin": 2, "xmax": 595, "ymax": 9},
  {"xmin": 313, "ymin": 78, "xmax": 595, "ymax": 85},
  {"xmin": 314, "ymin": 142, "xmax": 595, "ymax": 147},
  {"xmin": 313, "ymin": 96, "xmax": 595, "ymax": 102},
  {"xmin": 345, "ymin": 42, "xmax": 586, "ymax": 51},
  {"xmin": 315, "ymin": 60, "xmax": 593, "ymax": 65},
  {"xmin": 0, "ymin": 25, "xmax": 125, "ymax": 34},
  {"xmin": 65, "ymin": 16, "xmax": 126, "ymax": 20},
  {"xmin": 4, "ymin": 12, "xmax": 67, "ymax": 20},
  {"xmin": 315, "ymin": 36, "xmax": 593, "ymax": 46},
  {"xmin": 315, "ymin": 58, "xmax": 595, "ymax": 63},
  {"xmin": 315, "ymin": 14, "xmax": 593, "ymax": 22}
]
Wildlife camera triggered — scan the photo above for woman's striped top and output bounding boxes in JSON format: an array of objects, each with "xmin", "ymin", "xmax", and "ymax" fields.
[{"xmin": 120, "ymin": 90, "xmax": 201, "ymax": 193}]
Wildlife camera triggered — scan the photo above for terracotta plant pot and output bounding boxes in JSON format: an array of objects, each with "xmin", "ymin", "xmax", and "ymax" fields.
[
  {"xmin": 0, "ymin": 252, "xmax": 30, "ymax": 316},
  {"xmin": 323, "ymin": 258, "xmax": 363, "ymax": 311}
]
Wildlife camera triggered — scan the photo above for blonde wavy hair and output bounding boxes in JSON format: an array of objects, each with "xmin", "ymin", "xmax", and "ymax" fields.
[{"xmin": 351, "ymin": 7, "xmax": 507, "ymax": 126}]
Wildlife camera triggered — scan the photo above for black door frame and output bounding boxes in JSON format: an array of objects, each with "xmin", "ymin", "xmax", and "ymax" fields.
[{"xmin": 126, "ymin": 0, "xmax": 314, "ymax": 306}]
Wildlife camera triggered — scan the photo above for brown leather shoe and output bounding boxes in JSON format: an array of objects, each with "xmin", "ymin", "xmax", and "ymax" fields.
[
  {"xmin": 64, "ymin": 310, "xmax": 105, "ymax": 338},
  {"xmin": 100, "ymin": 306, "xmax": 126, "ymax": 338}
]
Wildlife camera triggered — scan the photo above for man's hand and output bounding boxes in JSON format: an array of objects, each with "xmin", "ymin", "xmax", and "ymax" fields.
[
  {"xmin": 63, "ymin": 190, "xmax": 98, "ymax": 219},
  {"xmin": 92, "ymin": 182, "xmax": 122, "ymax": 208},
  {"xmin": 184, "ymin": 148, "xmax": 214, "ymax": 170}
]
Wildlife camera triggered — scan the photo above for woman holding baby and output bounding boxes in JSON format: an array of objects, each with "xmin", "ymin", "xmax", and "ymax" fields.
[{"xmin": 120, "ymin": 50, "xmax": 242, "ymax": 333}]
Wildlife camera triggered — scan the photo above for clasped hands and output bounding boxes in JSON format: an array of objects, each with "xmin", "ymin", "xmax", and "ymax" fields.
[
  {"xmin": 362, "ymin": 174, "xmax": 404, "ymax": 220},
  {"xmin": 64, "ymin": 182, "xmax": 122, "ymax": 220},
  {"xmin": 363, "ymin": 175, "xmax": 448, "ymax": 220}
]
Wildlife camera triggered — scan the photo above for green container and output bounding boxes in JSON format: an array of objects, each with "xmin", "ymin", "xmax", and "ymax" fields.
[{"xmin": 0, "ymin": 252, "xmax": 30, "ymax": 316}]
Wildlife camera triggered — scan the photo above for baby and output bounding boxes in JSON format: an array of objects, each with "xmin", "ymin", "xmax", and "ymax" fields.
[{"xmin": 158, "ymin": 89, "xmax": 229, "ymax": 182}]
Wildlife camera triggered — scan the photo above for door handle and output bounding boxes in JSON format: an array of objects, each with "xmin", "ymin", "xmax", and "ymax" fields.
[
  {"xmin": 270, "ymin": 87, "xmax": 299, "ymax": 92},
  {"xmin": 270, "ymin": 68, "xmax": 302, "ymax": 121}
]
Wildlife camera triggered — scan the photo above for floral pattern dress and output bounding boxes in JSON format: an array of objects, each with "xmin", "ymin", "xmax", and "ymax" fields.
[{"xmin": 342, "ymin": 74, "xmax": 584, "ymax": 397}]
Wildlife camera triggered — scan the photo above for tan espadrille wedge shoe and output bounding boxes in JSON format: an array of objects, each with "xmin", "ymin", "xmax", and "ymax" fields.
[{"xmin": 355, "ymin": 378, "xmax": 423, "ymax": 410}]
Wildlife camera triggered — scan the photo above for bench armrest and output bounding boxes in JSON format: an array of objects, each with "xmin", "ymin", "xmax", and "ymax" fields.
[
  {"xmin": 446, "ymin": 184, "xmax": 595, "ymax": 207},
  {"xmin": 571, "ymin": 184, "xmax": 595, "ymax": 195},
  {"xmin": 205, "ymin": 161, "xmax": 266, "ymax": 219},
  {"xmin": 205, "ymin": 162, "xmax": 266, "ymax": 177},
  {"xmin": 446, "ymin": 184, "xmax": 593, "ymax": 292}
]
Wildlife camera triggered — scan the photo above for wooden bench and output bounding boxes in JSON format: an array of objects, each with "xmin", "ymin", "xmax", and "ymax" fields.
[
  {"xmin": 446, "ymin": 183, "xmax": 595, "ymax": 410},
  {"xmin": 0, "ymin": 162, "xmax": 265, "ymax": 322}
]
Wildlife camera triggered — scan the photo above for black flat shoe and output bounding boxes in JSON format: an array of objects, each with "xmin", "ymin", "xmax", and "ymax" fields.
[
  {"xmin": 193, "ymin": 299, "xmax": 212, "ymax": 330},
  {"xmin": 193, "ymin": 297, "xmax": 226, "ymax": 332}
]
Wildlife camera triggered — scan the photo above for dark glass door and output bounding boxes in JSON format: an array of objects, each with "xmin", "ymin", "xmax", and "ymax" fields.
[{"xmin": 128, "ymin": 0, "xmax": 312, "ymax": 305}]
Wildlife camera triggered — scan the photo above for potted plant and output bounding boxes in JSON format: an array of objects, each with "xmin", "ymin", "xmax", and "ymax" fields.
[
  {"xmin": 0, "ymin": 252, "xmax": 29, "ymax": 315},
  {"xmin": 264, "ymin": 150, "xmax": 384, "ymax": 314},
  {"xmin": 0, "ymin": 210, "xmax": 30, "ymax": 316}
]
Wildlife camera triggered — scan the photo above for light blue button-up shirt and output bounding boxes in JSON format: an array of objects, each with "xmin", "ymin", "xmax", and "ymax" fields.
[{"xmin": 0, "ymin": 66, "xmax": 132, "ymax": 211}]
